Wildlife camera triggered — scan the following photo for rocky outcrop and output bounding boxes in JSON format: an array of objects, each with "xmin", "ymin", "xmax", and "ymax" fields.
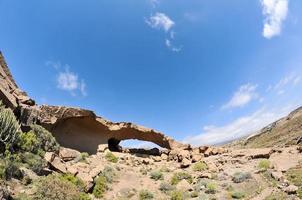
[
  {"xmin": 0, "ymin": 52, "xmax": 186, "ymax": 154},
  {"xmin": 0, "ymin": 52, "xmax": 34, "ymax": 110}
]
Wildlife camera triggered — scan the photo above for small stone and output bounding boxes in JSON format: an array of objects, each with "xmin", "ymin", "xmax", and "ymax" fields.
[
  {"xmin": 271, "ymin": 171, "xmax": 283, "ymax": 181},
  {"xmin": 176, "ymin": 179, "xmax": 193, "ymax": 191},
  {"xmin": 59, "ymin": 147, "xmax": 81, "ymax": 161},
  {"xmin": 283, "ymin": 185, "xmax": 298, "ymax": 194},
  {"xmin": 180, "ymin": 158, "xmax": 191, "ymax": 168},
  {"xmin": 97, "ymin": 144, "xmax": 109, "ymax": 153}
]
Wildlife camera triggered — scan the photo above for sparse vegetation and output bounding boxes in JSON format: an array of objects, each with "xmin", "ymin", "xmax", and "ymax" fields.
[
  {"xmin": 258, "ymin": 160, "xmax": 270, "ymax": 171},
  {"xmin": 59, "ymin": 173, "xmax": 85, "ymax": 192},
  {"xmin": 159, "ymin": 182, "xmax": 175, "ymax": 193},
  {"xmin": 20, "ymin": 152, "xmax": 47, "ymax": 175},
  {"xmin": 192, "ymin": 161, "xmax": 208, "ymax": 172},
  {"xmin": 171, "ymin": 172, "xmax": 193, "ymax": 185},
  {"xmin": 286, "ymin": 167, "xmax": 302, "ymax": 198},
  {"xmin": 102, "ymin": 165, "xmax": 116, "ymax": 183},
  {"xmin": 232, "ymin": 172, "xmax": 252, "ymax": 183},
  {"xmin": 79, "ymin": 192, "xmax": 92, "ymax": 200},
  {"xmin": 105, "ymin": 152, "xmax": 118, "ymax": 163},
  {"xmin": 33, "ymin": 175, "xmax": 80, "ymax": 200},
  {"xmin": 170, "ymin": 190, "xmax": 184, "ymax": 200},
  {"xmin": 139, "ymin": 190, "xmax": 154, "ymax": 200},
  {"xmin": 93, "ymin": 175, "xmax": 108, "ymax": 198},
  {"xmin": 231, "ymin": 191, "xmax": 245, "ymax": 199},
  {"xmin": 150, "ymin": 170, "xmax": 164, "ymax": 181},
  {"xmin": 264, "ymin": 191, "xmax": 287, "ymax": 200},
  {"xmin": 205, "ymin": 182, "xmax": 217, "ymax": 194}
]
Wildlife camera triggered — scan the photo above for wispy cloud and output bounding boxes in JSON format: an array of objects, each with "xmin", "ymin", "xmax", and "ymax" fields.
[
  {"xmin": 46, "ymin": 61, "xmax": 87, "ymax": 97},
  {"xmin": 183, "ymin": 106, "xmax": 294, "ymax": 146},
  {"xmin": 222, "ymin": 83, "xmax": 259, "ymax": 110},
  {"xmin": 184, "ymin": 71, "xmax": 302, "ymax": 146},
  {"xmin": 273, "ymin": 73, "xmax": 301, "ymax": 95},
  {"xmin": 165, "ymin": 39, "xmax": 182, "ymax": 52},
  {"xmin": 261, "ymin": 0, "xmax": 289, "ymax": 39},
  {"xmin": 146, "ymin": 12, "xmax": 175, "ymax": 32},
  {"xmin": 145, "ymin": 12, "xmax": 181, "ymax": 52}
]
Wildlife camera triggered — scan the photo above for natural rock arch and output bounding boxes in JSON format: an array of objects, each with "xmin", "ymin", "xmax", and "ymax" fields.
[{"xmin": 38, "ymin": 106, "xmax": 186, "ymax": 154}]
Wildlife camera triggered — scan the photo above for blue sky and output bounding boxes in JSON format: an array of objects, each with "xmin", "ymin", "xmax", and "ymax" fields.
[{"xmin": 1, "ymin": 0, "xmax": 302, "ymax": 147}]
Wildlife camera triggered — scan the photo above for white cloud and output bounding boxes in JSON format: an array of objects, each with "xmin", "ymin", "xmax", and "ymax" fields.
[
  {"xmin": 261, "ymin": 0, "xmax": 289, "ymax": 39},
  {"xmin": 183, "ymin": 106, "xmax": 294, "ymax": 146},
  {"xmin": 274, "ymin": 73, "xmax": 301, "ymax": 95},
  {"xmin": 165, "ymin": 39, "xmax": 182, "ymax": 52},
  {"xmin": 47, "ymin": 61, "xmax": 87, "ymax": 97},
  {"xmin": 222, "ymin": 83, "xmax": 259, "ymax": 110},
  {"xmin": 146, "ymin": 13, "xmax": 175, "ymax": 32}
]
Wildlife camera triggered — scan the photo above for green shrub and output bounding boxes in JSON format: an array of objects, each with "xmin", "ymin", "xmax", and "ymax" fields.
[
  {"xmin": 232, "ymin": 172, "xmax": 252, "ymax": 183},
  {"xmin": 30, "ymin": 124, "xmax": 60, "ymax": 153},
  {"xmin": 286, "ymin": 168, "xmax": 302, "ymax": 187},
  {"xmin": 171, "ymin": 172, "xmax": 192, "ymax": 185},
  {"xmin": 20, "ymin": 152, "xmax": 47, "ymax": 175},
  {"xmin": 150, "ymin": 171, "xmax": 164, "ymax": 181},
  {"xmin": 59, "ymin": 173, "xmax": 85, "ymax": 192},
  {"xmin": 159, "ymin": 182, "xmax": 175, "ymax": 193},
  {"xmin": 139, "ymin": 190, "xmax": 154, "ymax": 200},
  {"xmin": 17, "ymin": 131, "xmax": 39, "ymax": 153},
  {"xmin": 33, "ymin": 175, "xmax": 79, "ymax": 200},
  {"xmin": 79, "ymin": 192, "xmax": 91, "ymax": 200},
  {"xmin": 194, "ymin": 180, "xmax": 208, "ymax": 192},
  {"xmin": 101, "ymin": 165, "xmax": 116, "ymax": 183},
  {"xmin": 0, "ymin": 104, "xmax": 20, "ymax": 150},
  {"xmin": 170, "ymin": 190, "xmax": 184, "ymax": 200},
  {"xmin": 93, "ymin": 175, "xmax": 107, "ymax": 198},
  {"xmin": 298, "ymin": 188, "xmax": 302, "ymax": 199},
  {"xmin": 231, "ymin": 192, "xmax": 245, "ymax": 199},
  {"xmin": 105, "ymin": 152, "xmax": 118, "ymax": 163},
  {"xmin": 1, "ymin": 159, "xmax": 23, "ymax": 180},
  {"xmin": 205, "ymin": 182, "xmax": 217, "ymax": 194},
  {"xmin": 258, "ymin": 160, "xmax": 270, "ymax": 171},
  {"xmin": 192, "ymin": 161, "xmax": 208, "ymax": 172},
  {"xmin": 14, "ymin": 193, "xmax": 32, "ymax": 200}
]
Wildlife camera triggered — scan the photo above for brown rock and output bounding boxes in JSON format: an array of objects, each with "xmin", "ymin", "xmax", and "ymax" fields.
[
  {"xmin": 180, "ymin": 158, "xmax": 191, "ymax": 168},
  {"xmin": 44, "ymin": 152, "xmax": 67, "ymax": 173},
  {"xmin": 59, "ymin": 147, "xmax": 81, "ymax": 162},
  {"xmin": 176, "ymin": 179, "xmax": 193, "ymax": 191}
]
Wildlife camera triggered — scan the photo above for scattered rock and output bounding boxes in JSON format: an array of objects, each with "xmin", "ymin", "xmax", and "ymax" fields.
[
  {"xmin": 180, "ymin": 158, "xmax": 191, "ymax": 168},
  {"xmin": 97, "ymin": 144, "xmax": 109, "ymax": 153},
  {"xmin": 59, "ymin": 147, "xmax": 81, "ymax": 162},
  {"xmin": 271, "ymin": 171, "xmax": 283, "ymax": 181},
  {"xmin": 44, "ymin": 152, "xmax": 67, "ymax": 173},
  {"xmin": 283, "ymin": 185, "xmax": 298, "ymax": 194},
  {"xmin": 176, "ymin": 179, "xmax": 193, "ymax": 191}
]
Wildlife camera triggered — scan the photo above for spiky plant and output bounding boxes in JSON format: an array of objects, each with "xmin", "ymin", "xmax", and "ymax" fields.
[{"xmin": 0, "ymin": 102, "xmax": 20, "ymax": 147}]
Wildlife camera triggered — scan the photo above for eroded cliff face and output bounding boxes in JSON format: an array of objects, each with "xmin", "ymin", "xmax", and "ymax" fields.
[{"xmin": 0, "ymin": 52, "xmax": 186, "ymax": 153}]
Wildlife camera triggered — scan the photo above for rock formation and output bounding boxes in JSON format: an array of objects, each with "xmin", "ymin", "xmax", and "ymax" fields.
[{"xmin": 0, "ymin": 52, "xmax": 186, "ymax": 154}]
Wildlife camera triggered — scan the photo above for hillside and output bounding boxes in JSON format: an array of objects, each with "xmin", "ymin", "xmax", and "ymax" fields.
[{"xmin": 228, "ymin": 107, "xmax": 302, "ymax": 149}]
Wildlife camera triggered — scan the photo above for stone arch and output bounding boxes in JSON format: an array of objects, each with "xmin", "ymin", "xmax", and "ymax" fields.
[{"xmin": 39, "ymin": 106, "xmax": 186, "ymax": 154}]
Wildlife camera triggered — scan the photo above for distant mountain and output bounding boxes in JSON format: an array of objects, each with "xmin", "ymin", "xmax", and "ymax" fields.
[{"xmin": 227, "ymin": 107, "xmax": 302, "ymax": 148}]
